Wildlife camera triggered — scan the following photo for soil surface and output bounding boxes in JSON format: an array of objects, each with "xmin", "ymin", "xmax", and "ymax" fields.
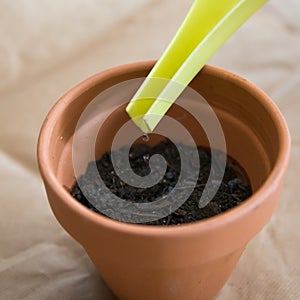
[{"xmin": 71, "ymin": 140, "xmax": 252, "ymax": 225}]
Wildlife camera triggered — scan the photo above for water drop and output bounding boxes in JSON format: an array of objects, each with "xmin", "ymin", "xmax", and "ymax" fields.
[
  {"xmin": 142, "ymin": 133, "xmax": 150, "ymax": 142},
  {"xmin": 143, "ymin": 154, "xmax": 150, "ymax": 162}
]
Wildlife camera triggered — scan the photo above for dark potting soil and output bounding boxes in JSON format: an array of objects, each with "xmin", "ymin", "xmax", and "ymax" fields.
[{"xmin": 71, "ymin": 140, "xmax": 252, "ymax": 225}]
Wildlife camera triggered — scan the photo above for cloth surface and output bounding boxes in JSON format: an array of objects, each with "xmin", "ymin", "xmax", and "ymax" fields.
[{"xmin": 0, "ymin": 0, "xmax": 299, "ymax": 299}]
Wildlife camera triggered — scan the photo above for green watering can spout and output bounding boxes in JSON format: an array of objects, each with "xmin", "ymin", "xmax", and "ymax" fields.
[{"xmin": 126, "ymin": 0, "xmax": 269, "ymax": 133}]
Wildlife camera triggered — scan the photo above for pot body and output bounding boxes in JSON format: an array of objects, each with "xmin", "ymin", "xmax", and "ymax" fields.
[{"xmin": 38, "ymin": 62, "xmax": 290, "ymax": 300}]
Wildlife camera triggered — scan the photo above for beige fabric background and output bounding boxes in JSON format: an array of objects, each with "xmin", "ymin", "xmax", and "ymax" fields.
[{"xmin": 0, "ymin": 0, "xmax": 299, "ymax": 299}]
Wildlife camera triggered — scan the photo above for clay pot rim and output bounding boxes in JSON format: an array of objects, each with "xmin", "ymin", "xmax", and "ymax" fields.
[{"xmin": 38, "ymin": 61, "xmax": 290, "ymax": 237}]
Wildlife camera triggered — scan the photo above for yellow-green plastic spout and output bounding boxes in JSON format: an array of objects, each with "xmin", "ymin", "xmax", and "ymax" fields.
[{"xmin": 126, "ymin": 0, "xmax": 269, "ymax": 133}]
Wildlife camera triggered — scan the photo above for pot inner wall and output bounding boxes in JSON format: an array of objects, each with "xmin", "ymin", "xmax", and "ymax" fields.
[{"xmin": 54, "ymin": 75, "xmax": 276, "ymax": 196}]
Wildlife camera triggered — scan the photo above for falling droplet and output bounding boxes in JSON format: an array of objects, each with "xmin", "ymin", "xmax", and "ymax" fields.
[
  {"xmin": 143, "ymin": 154, "xmax": 150, "ymax": 162},
  {"xmin": 142, "ymin": 133, "xmax": 150, "ymax": 142}
]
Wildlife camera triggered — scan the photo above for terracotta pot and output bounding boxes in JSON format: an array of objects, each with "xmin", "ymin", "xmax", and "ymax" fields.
[{"xmin": 37, "ymin": 62, "xmax": 290, "ymax": 300}]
